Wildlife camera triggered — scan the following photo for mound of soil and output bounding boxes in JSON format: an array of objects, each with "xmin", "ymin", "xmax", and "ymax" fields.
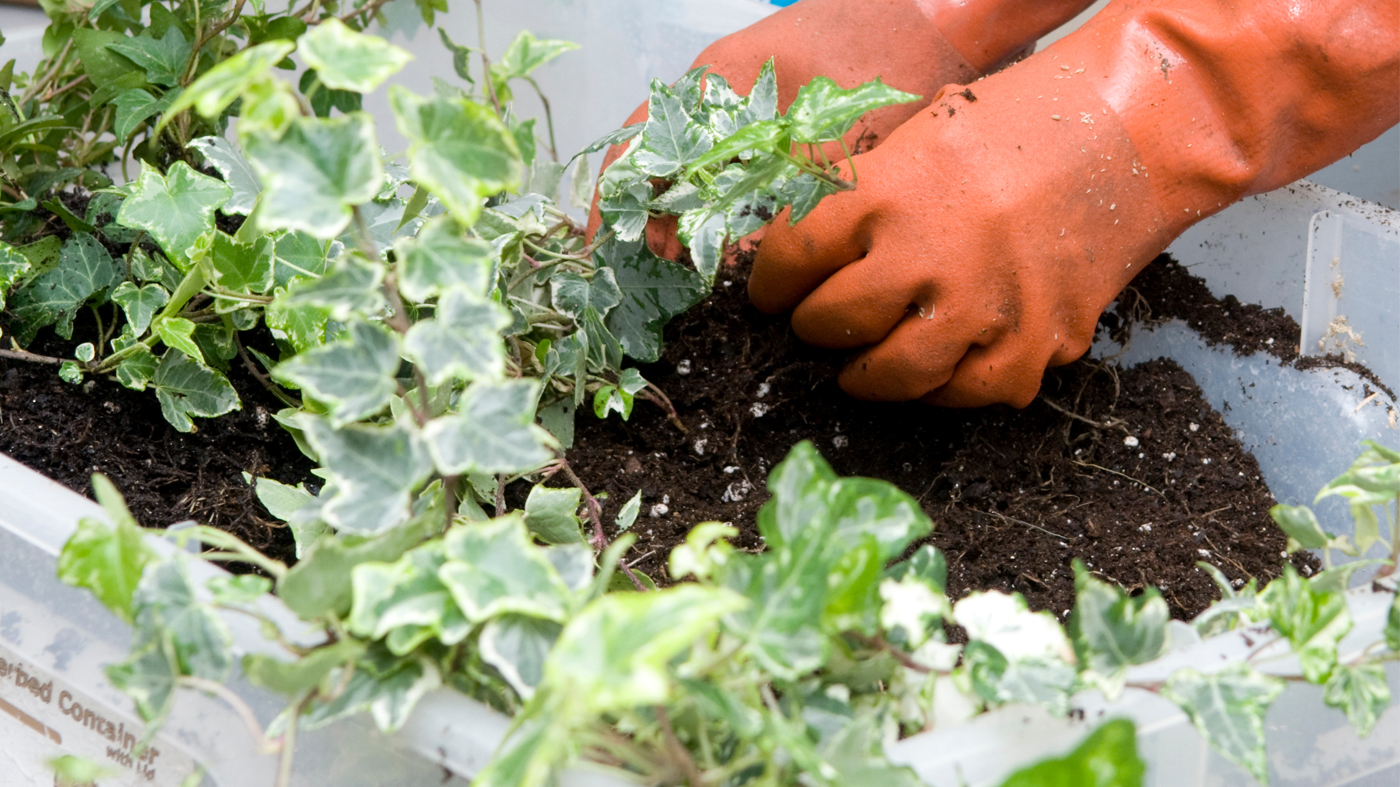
[{"xmin": 568, "ymin": 253, "xmax": 1317, "ymax": 620}]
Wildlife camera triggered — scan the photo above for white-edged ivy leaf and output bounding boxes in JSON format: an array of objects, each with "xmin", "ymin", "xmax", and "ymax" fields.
[
  {"xmin": 403, "ymin": 289, "xmax": 509, "ymax": 385},
  {"xmin": 389, "ymin": 86, "xmax": 522, "ymax": 226},
  {"xmin": 150, "ymin": 350, "xmax": 239, "ymax": 432},
  {"xmin": 597, "ymin": 182, "xmax": 652, "ymax": 243},
  {"xmin": 615, "ymin": 490, "xmax": 642, "ymax": 532},
  {"xmin": 885, "ymin": 543, "xmax": 948, "ymax": 590},
  {"xmin": 735, "ymin": 58, "xmax": 778, "ymax": 127},
  {"xmin": 110, "ymin": 281, "xmax": 168, "ymax": 335},
  {"xmin": 423, "ymin": 379, "xmax": 554, "ymax": 475},
  {"xmin": 1259, "ymin": 563, "xmax": 1352, "ymax": 683},
  {"xmin": 189, "ymin": 136, "xmax": 262, "ymax": 216},
  {"xmin": 480, "ymin": 615, "xmax": 561, "ymax": 700},
  {"xmin": 265, "ymin": 299, "xmax": 329, "ymax": 354},
  {"xmin": 281, "ymin": 252, "xmax": 386, "ymax": 320},
  {"xmin": 786, "ymin": 77, "xmax": 919, "ymax": 143},
  {"xmin": 781, "ymin": 171, "xmax": 839, "ymax": 225},
  {"xmin": 58, "ymin": 361, "xmax": 84, "ymax": 385},
  {"xmin": 56, "ymin": 482, "xmax": 154, "ymax": 624},
  {"xmin": 163, "ymin": 40, "xmax": 294, "ymax": 123},
  {"xmin": 206, "ymin": 574, "xmax": 273, "ymax": 606},
  {"xmin": 677, "ymin": 208, "xmax": 728, "ymax": 284},
  {"xmin": 116, "ymin": 162, "xmax": 231, "ymax": 264},
  {"xmin": 544, "ymin": 584, "xmax": 746, "ymax": 713},
  {"xmin": 955, "ymin": 591, "xmax": 1073, "ymax": 663},
  {"xmin": 689, "ymin": 120, "xmax": 789, "ymax": 170},
  {"xmin": 243, "ymin": 639, "xmax": 364, "ymax": 697},
  {"xmin": 468, "ymin": 718, "xmax": 564, "ymax": 787},
  {"xmin": 254, "ymin": 478, "xmax": 327, "ymax": 558},
  {"xmin": 0, "ymin": 242, "xmax": 32, "ymax": 312},
  {"xmin": 1322, "ymin": 662, "xmax": 1391, "ymax": 737},
  {"xmin": 998, "ymin": 718, "xmax": 1144, "ymax": 787},
  {"xmin": 301, "ymin": 650, "xmax": 440, "ymax": 733},
  {"xmin": 301, "ymin": 418, "xmax": 434, "ymax": 535},
  {"xmin": 155, "ymin": 317, "xmax": 203, "ymax": 364},
  {"xmin": 438, "ymin": 515, "xmax": 573, "ymax": 623},
  {"xmin": 551, "ymin": 268, "xmax": 622, "ymax": 320},
  {"xmin": 106, "ymin": 638, "xmax": 178, "ymax": 724},
  {"xmin": 272, "ymin": 231, "xmax": 332, "ymax": 287},
  {"xmin": 578, "ymin": 123, "xmax": 643, "ymax": 157},
  {"xmin": 132, "ymin": 560, "xmax": 234, "ymax": 681},
  {"xmin": 275, "ymin": 321, "xmax": 399, "ymax": 426},
  {"xmin": 349, "ymin": 544, "xmax": 470, "ymax": 654},
  {"xmin": 115, "ymin": 346, "xmax": 159, "ymax": 391},
  {"xmin": 597, "ymin": 237, "xmax": 708, "ymax": 363},
  {"xmin": 494, "ymin": 31, "xmax": 578, "ymax": 81},
  {"xmin": 633, "ymin": 80, "xmax": 712, "ymax": 178},
  {"xmin": 568, "ymin": 152, "xmax": 593, "ymax": 210},
  {"xmin": 278, "ymin": 519, "xmax": 436, "ymax": 620},
  {"xmin": 523, "ymin": 486, "xmax": 584, "ymax": 545},
  {"xmin": 8, "ymin": 233, "xmax": 121, "ymax": 342},
  {"xmin": 1161, "ymin": 664, "xmax": 1285, "ymax": 785},
  {"xmin": 299, "ymin": 18, "xmax": 413, "ymax": 93},
  {"xmin": 106, "ymin": 26, "xmax": 190, "ymax": 87},
  {"xmin": 112, "ymin": 87, "xmax": 181, "ymax": 144},
  {"xmin": 193, "ymin": 231, "xmax": 275, "ymax": 295},
  {"xmin": 394, "ymin": 215, "xmax": 495, "ymax": 301},
  {"xmin": 1068, "ymin": 560, "xmax": 1169, "ymax": 698},
  {"xmin": 244, "ymin": 113, "xmax": 384, "ymax": 239}
]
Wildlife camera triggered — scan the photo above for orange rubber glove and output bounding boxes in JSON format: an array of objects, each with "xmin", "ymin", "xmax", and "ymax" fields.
[
  {"xmin": 586, "ymin": 0, "xmax": 1099, "ymax": 257},
  {"xmin": 750, "ymin": 0, "xmax": 1399, "ymax": 407}
]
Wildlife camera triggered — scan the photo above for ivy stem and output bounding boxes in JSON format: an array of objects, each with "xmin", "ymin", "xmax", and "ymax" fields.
[
  {"xmin": 275, "ymin": 695, "xmax": 309, "ymax": 787},
  {"xmin": 473, "ymin": 0, "xmax": 504, "ymax": 115},
  {"xmin": 178, "ymin": 676, "xmax": 281, "ymax": 754},
  {"xmin": 553, "ymin": 455, "xmax": 605, "ymax": 548},
  {"xmin": 0, "ymin": 347, "xmax": 65, "ymax": 365},
  {"xmin": 654, "ymin": 704, "xmax": 702, "ymax": 787},
  {"xmin": 182, "ymin": 0, "xmax": 248, "ymax": 86},
  {"xmin": 236, "ymin": 337, "xmax": 301, "ymax": 409},
  {"xmin": 183, "ymin": 525, "xmax": 289, "ymax": 579},
  {"xmin": 338, "ymin": 0, "xmax": 395, "ymax": 24},
  {"xmin": 19, "ymin": 37, "xmax": 75, "ymax": 107},
  {"xmin": 847, "ymin": 632, "xmax": 937, "ymax": 674},
  {"xmin": 638, "ymin": 385, "xmax": 686, "ymax": 433},
  {"xmin": 443, "ymin": 475, "xmax": 460, "ymax": 530}
]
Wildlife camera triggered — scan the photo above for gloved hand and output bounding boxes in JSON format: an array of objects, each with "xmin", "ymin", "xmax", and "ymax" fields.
[
  {"xmin": 750, "ymin": 0, "xmax": 1399, "ymax": 407},
  {"xmin": 587, "ymin": 0, "xmax": 1099, "ymax": 258}
]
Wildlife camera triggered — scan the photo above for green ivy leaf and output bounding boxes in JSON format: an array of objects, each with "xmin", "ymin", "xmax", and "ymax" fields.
[
  {"xmin": 1270, "ymin": 504, "xmax": 1332, "ymax": 552},
  {"xmin": 111, "ymin": 87, "xmax": 181, "ymax": 144},
  {"xmin": 7, "ymin": 233, "xmax": 121, "ymax": 342},
  {"xmin": 72, "ymin": 28, "xmax": 145, "ymax": 90},
  {"xmin": 193, "ymin": 231, "xmax": 275, "ymax": 295},
  {"xmin": 349, "ymin": 544, "xmax": 470, "ymax": 653},
  {"xmin": 110, "ymin": 281, "xmax": 169, "ymax": 335},
  {"xmin": 551, "ymin": 268, "xmax": 622, "ymax": 320},
  {"xmin": 676, "ymin": 208, "xmax": 728, "ymax": 284},
  {"xmin": 1161, "ymin": 664, "xmax": 1285, "ymax": 785},
  {"xmin": 0, "ymin": 242, "xmax": 31, "ymax": 312},
  {"xmin": 254, "ymin": 478, "xmax": 326, "ymax": 558},
  {"xmin": 115, "ymin": 346, "xmax": 159, "ymax": 391},
  {"xmin": 272, "ymin": 231, "xmax": 332, "ymax": 288},
  {"xmin": 544, "ymin": 584, "xmax": 746, "ymax": 713},
  {"xmin": 106, "ymin": 26, "xmax": 190, "ymax": 87},
  {"xmin": 244, "ymin": 114, "xmax": 384, "ymax": 239},
  {"xmin": 389, "ymin": 86, "xmax": 523, "ymax": 226},
  {"xmin": 117, "ymin": 162, "xmax": 232, "ymax": 264},
  {"xmin": 274, "ymin": 321, "xmax": 400, "ymax": 426},
  {"xmin": 438, "ymin": 515, "xmax": 574, "ymax": 623},
  {"xmin": 1387, "ymin": 592, "xmax": 1399, "ymax": 652},
  {"xmin": 689, "ymin": 120, "xmax": 790, "ymax": 170},
  {"xmin": 633, "ymin": 80, "xmax": 712, "ymax": 178},
  {"xmin": 494, "ymin": 31, "xmax": 578, "ymax": 81},
  {"xmin": 301, "ymin": 418, "xmax": 434, "ymax": 534},
  {"xmin": 780, "ymin": 172, "xmax": 839, "ymax": 225},
  {"xmin": 150, "ymin": 350, "xmax": 239, "ymax": 432},
  {"xmin": 577, "ymin": 123, "xmax": 643, "ymax": 157},
  {"xmin": 299, "ymin": 18, "xmax": 413, "ymax": 93},
  {"xmin": 189, "ymin": 136, "xmax": 262, "ymax": 216},
  {"xmin": 1258, "ymin": 564, "xmax": 1352, "ymax": 683},
  {"xmin": 301, "ymin": 649, "xmax": 440, "ymax": 733},
  {"xmin": 596, "ymin": 237, "xmax": 707, "ymax": 363},
  {"xmin": 281, "ymin": 252, "xmax": 387, "ymax": 320},
  {"xmin": 1322, "ymin": 662, "xmax": 1391, "ymax": 737},
  {"xmin": 394, "ymin": 215, "xmax": 495, "ymax": 301},
  {"xmin": 155, "ymin": 317, "xmax": 204, "ymax": 364},
  {"xmin": 106, "ymin": 636, "xmax": 178, "ymax": 724},
  {"xmin": 480, "ymin": 615, "xmax": 562, "ymax": 700},
  {"xmin": 403, "ymin": 289, "xmax": 510, "ymax": 385},
  {"xmin": 56, "ymin": 477, "xmax": 153, "ymax": 623},
  {"xmin": 997, "ymin": 719, "xmax": 1144, "ymax": 787},
  {"xmin": 736, "ymin": 58, "xmax": 779, "ymax": 127},
  {"xmin": 243, "ymin": 639, "xmax": 364, "ymax": 697},
  {"xmin": 423, "ymin": 380, "xmax": 555, "ymax": 475},
  {"xmin": 1068, "ymin": 560, "xmax": 1169, "ymax": 698},
  {"xmin": 164, "ymin": 41, "xmax": 294, "ymax": 123},
  {"xmin": 279, "ymin": 520, "xmax": 435, "ymax": 620},
  {"xmin": 132, "ymin": 560, "xmax": 234, "ymax": 682},
  {"xmin": 523, "ymin": 486, "xmax": 584, "ymax": 545},
  {"xmin": 786, "ymin": 77, "xmax": 919, "ymax": 143}
]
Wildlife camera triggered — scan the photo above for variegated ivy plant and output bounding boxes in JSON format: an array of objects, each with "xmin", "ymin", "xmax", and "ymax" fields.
[{"xmin": 9, "ymin": 2, "xmax": 1397, "ymax": 786}]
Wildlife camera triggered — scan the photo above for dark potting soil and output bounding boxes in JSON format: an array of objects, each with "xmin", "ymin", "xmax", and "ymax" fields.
[
  {"xmin": 0, "ymin": 324, "xmax": 313, "ymax": 565},
  {"xmin": 567, "ymin": 253, "xmax": 1318, "ymax": 621}
]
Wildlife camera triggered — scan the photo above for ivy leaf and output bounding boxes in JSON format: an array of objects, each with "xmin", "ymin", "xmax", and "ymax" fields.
[
  {"xmin": 274, "ymin": 321, "xmax": 400, "ymax": 426},
  {"xmin": 1258, "ymin": 563, "xmax": 1352, "ymax": 683},
  {"xmin": 349, "ymin": 544, "xmax": 470, "ymax": 654},
  {"xmin": 272, "ymin": 231, "xmax": 332, "ymax": 288},
  {"xmin": 244, "ymin": 114, "xmax": 384, "ymax": 239},
  {"xmin": 689, "ymin": 120, "xmax": 790, "ymax": 170},
  {"xmin": 72, "ymin": 28, "xmax": 146, "ymax": 90},
  {"xmin": 111, "ymin": 88, "xmax": 181, "ymax": 145},
  {"xmin": 577, "ymin": 123, "xmax": 643, "ymax": 157},
  {"xmin": 389, "ymin": 86, "xmax": 523, "ymax": 226},
  {"xmin": 301, "ymin": 418, "xmax": 434, "ymax": 535},
  {"xmin": 1161, "ymin": 665, "xmax": 1285, "ymax": 785},
  {"xmin": 735, "ymin": 58, "xmax": 779, "ymax": 127},
  {"xmin": 1068, "ymin": 560, "xmax": 1169, "ymax": 698},
  {"xmin": 633, "ymin": 80, "xmax": 712, "ymax": 178},
  {"xmin": 1322, "ymin": 662, "xmax": 1391, "ymax": 737},
  {"xmin": 192, "ymin": 231, "xmax": 275, "ymax": 295},
  {"xmin": 997, "ymin": 719, "xmax": 1145, "ymax": 787},
  {"xmin": 117, "ymin": 162, "xmax": 232, "ymax": 264},
  {"xmin": 1270, "ymin": 504, "xmax": 1333, "ymax": 552},
  {"xmin": 402, "ymin": 289, "xmax": 509, "ymax": 385},
  {"xmin": 480, "ymin": 615, "xmax": 561, "ymax": 700},
  {"xmin": 164, "ymin": 41, "xmax": 294, "ymax": 123},
  {"xmin": 155, "ymin": 317, "xmax": 204, "ymax": 364},
  {"xmin": 265, "ymin": 299, "xmax": 329, "ymax": 353},
  {"xmin": 253, "ymin": 478, "xmax": 326, "ymax": 558},
  {"xmin": 243, "ymin": 639, "xmax": 364, "ymax": 697},
  {"xmin": 437, "ymin": 515, "xmax": 574, "ymax": 624},
  {"xmin": 544, "ymin": 585, "xmax": 747, "ymax": 713},
  {"xmin": 523, "ymin": 486, "xmax": 584, "ymax": 545},
  {"xmin": 110, "ymin": 281, "xmax": 169, "ymax": 335},
  {"xmin": 115, "ymin": 346, "xmax": 159, "ymax": 391},
  {"xmin": 597, "ymin": 237, "xmax": 708, "ymax": 363},
  {"xmin": 494, "ymin": 31, "xmax": 578, "ymax": 81},
  {"xmin": 106, "ymin": 26, "xmax": 190, "ymax": 87},
  {"xmin": 299, "ymin": 18, "xmax": 413, "ymax": 93},
  {"xmin": 786, "ymin": 77, "xmax": 919, "ymax": 143},
  {"xmin": 955, "ymin": 591, "xmax": 1073, "ymax": 663},
  {"xmin": 1387, "ymin": 592, "xmax": 1399, "ymax": 652},
  {"xmin": 131, "ymin": 560, "xmax": 234, "ymax": 682},
  {"xmin": 0, "ymin": 242, "xmax": 32, "ymax": 312},
  {"xmin": 56, "ymin": 477, "xmax": 154, "ymax": 624},
  {"xmin": 394, "ymin": 215, "xmax": 495, "ymax": 301},
  {"xmin": 189, "ymin": 136, "xmax": 262, "ymax": 216},
  {"xmin": 551, "ymin": 268, "xmax": 622, "ymax": 321},
  {"xmin": 676, "ymin": 209, "xmax": 728, "ymax": 284},
  {"xmin": 278, "ymin": 520, "xmax": 435, "ymax": 620},
  {"xmin": 150, "ymin": 350, "xmax": 239, "ymax": 432},
  {"xmin": 885, "ymin": 544, "xmax": 948, "ymax": 590},
  {"xmin": 301, "ymin": 649, "xmax": 440, "ymax": 733},
  {"xmin": 781, "ymin": 172, "xmax": 840, "ymax": 225},
  {"xmin": 7, "ymin": 233, "xmax": 121, "ymax": 342},
  {"xmin": 423, "ymin": 380, "xmax": 555, "ymax": 475},
  {"xmin": 106, "ymin": 638, "xmax": 178, "ymax": 724},
  {"xmin": 282, "ymin": 252, "xmax": 386, "ymax": 322}
]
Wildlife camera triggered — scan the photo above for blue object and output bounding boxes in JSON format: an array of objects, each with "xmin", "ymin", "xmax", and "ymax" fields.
[{"xmin": 769, "ymin": 0, "xmax": 801, "ymax": 6}]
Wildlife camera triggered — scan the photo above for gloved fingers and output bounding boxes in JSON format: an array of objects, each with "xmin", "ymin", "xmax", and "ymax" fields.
[
  {"xmin": 835, "ymin": 315, "xmax": 975, "ymax": 401},
  {"xmin": 788, "ymin": 252, "xmax": 933, "ymax": 349},
  {"xmin": 920, "ymin": 342, "xmax": 1050, "ymax": 409},
  {"xmin": 748, "ymin": 195, "xmax": 872, "ymax": 314}
]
